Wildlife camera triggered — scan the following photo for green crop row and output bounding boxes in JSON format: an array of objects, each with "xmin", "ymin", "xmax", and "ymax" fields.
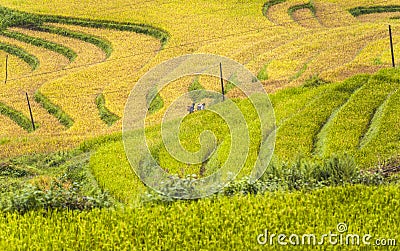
[
  {"xmin": 0, "ymin": 5, "xmax": 168, "ymax": 67},
  {"xmin": 35, "ymin": 25, "xmax": 112, "ymax": 58},
  {"xmin": 317, "ymin": 72, "xmax": 399, "ymax": 160},
  {"xmin": 95, "ymin": 93, "xmax": 120, "ymax": 126},
  {"xmin": 349, "ymin": 5, "xmax": 400, "ymax": 17},
  {"xmin": 34, "ymin": 90, "xmax": 74, "ymax": 128},
  {"xmin": 262, "ymin": 0, "xmax": 287, "ymax": 17},
  {"xmin": 0, "ymin": 185, "xmax": 398, "ymax": 250},
  {"xmin": 0, "ymin": 30, "xmax": 77, "ymax": 62},
  {"xmin": 89, "ymin": 140, "xmax": 145, "ymax": 205},
  {"xmin": 0, "ymin": 6, "xmax": 41, "ymax": 30},
  {"xmin": 39, "ymin": 15, "xmax": 169, "ymax": 47},
  {"xmin": 288, "ymin": 2, "xmax": 316, "ymax": 17},
  {"xmin": 0, "ymin": 101, "xmax": 37, "ymax": 132},
  {"xmin": 0, "ymin": 41, "xmax": 38, "ymax": 69},
  {"xmin": 0, "ymin": 5, "xmax": 169, "ymax": 47},
  {"xmin": 360, "ymin": 69, "xmax": 400, "ymax": 165},
  {"xmin": 148, "ymin": 94, "xmax": 164, "ymax": 114},
  {"xmin": 269, "ymin": 84, "xmax": 320, "ymax": 125},
  {"xmin": 274, "ymin": 79, "xmax": 364, "ymax": 161}
]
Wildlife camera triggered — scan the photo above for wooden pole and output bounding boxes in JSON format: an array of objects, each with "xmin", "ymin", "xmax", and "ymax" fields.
[
  {"xmin": 389, "ymin": 25, "xmax": 395, "ymax": 68},
  {"xmin": 219, "ymin": 62, "xmax": 225, "ymax": 101},
  {"xmin": 4, "ymin": 55, "xmax": 8, "ymax": 84},
  {"xmin": 25, "ymin": 92, "xmax": 35, "ymax": 131}
]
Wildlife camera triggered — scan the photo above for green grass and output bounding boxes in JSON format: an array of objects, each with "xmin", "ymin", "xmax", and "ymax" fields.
[
  {"xmin": 349, "ymin": 5, "xmax": 400, "ymax": 17},
  {"xmin": 95, "ymin": 93, "xmax": 120, "ymax": 126},
  {"xmin": 34, "ymin": 90, "xmax": 74, "ymax": 128},
  {"xmin": 0, "ymin": 42, "xmax": 38, "ymax": 69},
  {"xmin": 0, "ymin": 101, "xmax": 37, "ymax": 132},
  {"xmin": 360, "ymin": 76, "xmax": 400, "ymax": 165},
  {"xmin": 92, "ymin": 69, "xmax": 400, "ymax": 191}
]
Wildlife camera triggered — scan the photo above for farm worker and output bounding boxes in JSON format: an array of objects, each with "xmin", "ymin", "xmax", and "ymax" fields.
[{"xmin": 187, "ymin": 103, "xmax": 195, "ymax": 113}]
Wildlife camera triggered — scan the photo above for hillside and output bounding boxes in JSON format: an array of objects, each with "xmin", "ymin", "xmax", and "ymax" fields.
[
  {"xmin": 0, "ymin": 1, "xmax": 399, "ymax": 250},
  {"xmin": 0, "ymin": 0, "xmax": 399, "ymax": 158}
]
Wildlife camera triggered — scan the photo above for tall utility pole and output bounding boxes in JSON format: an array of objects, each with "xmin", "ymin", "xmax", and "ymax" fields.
[
  {"xmin": 4, "ymin": 55, "xmax": 8, "ymax": 84},
  {"xmin": 389, "ymin": 25, "xmax": 395, "ymax": 68},
  {"xmin": 220, "ymin": 62, "xmax": 225, "ymax": 101},
  {"xmin": 25, "ymin": 92, "xmax": 36, "ymax": 131}
]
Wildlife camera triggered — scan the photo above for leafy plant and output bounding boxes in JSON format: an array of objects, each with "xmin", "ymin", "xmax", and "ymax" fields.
[{"xmin": 0, "ymin": 181, "xmax": 112, "ymax": 213}]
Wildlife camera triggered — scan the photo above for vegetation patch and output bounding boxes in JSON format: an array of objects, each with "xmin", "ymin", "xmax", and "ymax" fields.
[
  {"xmin": 262, "ymin": 0, "xmax": 287, "ymax": 16},
  {"xmin": 0, "ymin": 5, "xmax": 168, "ymax": 65},
  {"xmin": 0, "ymin": 42, "xmax": 38, "ymax": 69},
  {"xmin": 0, "ymin": 30, "xmax": 77, "ymax": 61},
  {"xmin": 38, "ymin": 15, "xmax": 169, "ymax": 47},
  {"xmin": 288, "ymin": 2, "xmax": 316, "ymax": 18},
  {"xmin": 302, "ymin": 74, "xmax": 329, "ymax": 88},
  {"xmin": 289, "ymin": 63, "xmax": 307, "ymax": 81},
  {"xmin": 0, "ymin": 151, "xmax": 112, "ymax": 213},
  {"xmin": 188, "ymin": 77, "xmax": 206, "ymax": 102},
  {"xmin": 0, "ymin": 7, "xmax": 41, "ymax": 29},
  {"xmin": 0, "ymin": 185, "xmax": 398, "ymax": 249},
  {"xmin": 95, "ymin": 93, "xmax": 120, "ymax": 126},
  {"xmin": 0, "ymin": 162, "xmax": 36, "ymax": 178},
  {"xmin": 257, "ymin": 64, "xmax": 268, "ymax": 80},
  {"xmin": 0, "ymin": 102, "xmax": 37, "ymax": 132},
  {"xmin": 34, "ymin": 90, "xmax": 74, "ymax": 128},
  {"xmin": 34, "ymin": 25, "xmax": 112, "ymax": 58},
  {"xmin": 146, "ymin": 87, "xmax": 164, "ymax": 115},
  {"xmin": 349, "ymin": 5, "xmax": 400, "ymax": 17},
  {"xmin": 225, "ymin": 73, "xmax": 238, "ymax": 94}
]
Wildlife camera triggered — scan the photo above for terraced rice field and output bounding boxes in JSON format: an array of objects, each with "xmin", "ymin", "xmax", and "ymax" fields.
[
  {"xmin": 0, "ymin": 1, "xmax": 400, "ymax": 249},
  {"xmin": 0, "ymin": 1, "xmax": 398, "ymax": 158}
]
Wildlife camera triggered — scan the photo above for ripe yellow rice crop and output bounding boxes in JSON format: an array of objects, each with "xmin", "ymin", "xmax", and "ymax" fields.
[{"xmin": 0, "ymin": 51, "xmax": 32, "ymax": 79}]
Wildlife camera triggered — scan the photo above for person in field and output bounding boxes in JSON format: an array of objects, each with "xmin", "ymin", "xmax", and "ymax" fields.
[{"xmin": 187, "ymin": 103, "xmax": 195, "ymax": 113}]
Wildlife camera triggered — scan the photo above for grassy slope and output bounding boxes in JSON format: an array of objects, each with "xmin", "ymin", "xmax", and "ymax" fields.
[{"xmin": 88, "ymin": 68, "xmax": 400, "ymax": 206}]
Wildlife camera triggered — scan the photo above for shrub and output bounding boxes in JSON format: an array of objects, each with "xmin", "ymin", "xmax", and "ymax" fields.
[{"xmin": 0, "ymin": 179, "xmax": 112, "ymax": 214}]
